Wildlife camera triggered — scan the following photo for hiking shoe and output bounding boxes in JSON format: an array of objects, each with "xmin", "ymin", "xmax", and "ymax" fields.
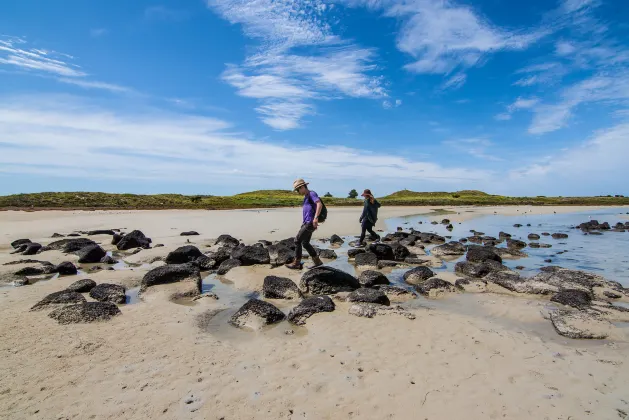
[
  {"xmin": 354, "ymin": 242, "xmax": 366, "ymax": 248},
  {"xmin": 308, "ymin": 256, "xmax": 323, "ymax": 269},
  {"xmin": 285, "ymin": 261, "xmax": 303, "ymax": 270}
]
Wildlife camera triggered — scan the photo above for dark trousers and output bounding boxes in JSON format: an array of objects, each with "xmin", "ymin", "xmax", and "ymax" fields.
[
  {"xmin": 359, "ymin": 220, "xmax": 379, "ymax": 243},
  {"xmin": 294, "ymin": 223, "xmax": 317, "ymax": 261}
]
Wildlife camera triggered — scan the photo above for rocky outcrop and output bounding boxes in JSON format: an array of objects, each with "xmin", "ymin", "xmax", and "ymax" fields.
[
  {"xmin": 287, "ymin": 296, "xmax": 335, "ymax": 325},
  {"xmin": 300, "ymin": 267, "xmax": 360, "ymax": 295},
  {"xmin": 89, "ymin": 283, "xmax": 126, "ymax": 304},
  {"xmin": 348, "ymin": 303, "xmax": 416, "ymax": 320},
  {"xmin": 229, "ymin": 299, "xmax": 286, "ymax": 330},
  {"xmin": 165, "ymin": 245, "xmax": 203, "ymax": 264},
  {"xmin": 66, "ymin": 279, "xmax": 97, "ymax": 293},
  {"xmin": 415, "ymin": 278, "xmax": 456, "ymax": 295},
  {"xmin": 431, "ymin": 241, "xmax": 466, "ymax": 257},
  {"xmin": 141, "ymin": 263, "xmax": 201, "ymax": 292},
  {"xmin": 31, "ymin": 290, "xmax": 86, "ymax": 311},
  {"xmin": 403, "ymin": 266, "xmax": 435, "ymax": 285},
  {"xmin": 347, "ymin": 288, "xmax": 390, "ymax": 305},
  {"xmin": 231, "ymin": 245, "xmax": 270, "ymax": 266},
  {"xmin": 550, "ymin": 310, "xmax": 611, "ymax": 339},
  {"xmin": 550, "ymin": 289, "xmax": 592, "ymax": 309},
  {"xmin": 48, "ymin": 302, "xmax": 121, "ymax": 324},
  {"xmin": 358, "ymin": 270, "xmax": 390, "ymax": 287},
  {"xmin": 262, "ymin": 276, "xmax": 302, "ymax": 300},
  {"xmin": 217, "ymin": 258, "xmax": 242, "ymax": 275},
  {"xmin": 76, "ymin": 244, "xmax": 107, "ymax": 263},
  {"xmin": 485, "ymin": 272, "xmax": 557, "ymax": 295},
  {"xmin": 116, "ymin": 230, "xmax": 151, "ymax": 250}
]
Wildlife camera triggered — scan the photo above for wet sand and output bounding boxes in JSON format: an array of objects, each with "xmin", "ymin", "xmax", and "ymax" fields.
[{"xmin": 1, "ymin": 205, "xmax": 629, "ymax": 419}]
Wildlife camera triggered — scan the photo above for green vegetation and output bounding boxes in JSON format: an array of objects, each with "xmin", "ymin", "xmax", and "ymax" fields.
[
  {"xmin": 1, "ymin": 189, "xmax": 628, "ymax": 210},
  {"xmin": 348, "ymin": 189, "xmax": 359, "ymax": 199}
]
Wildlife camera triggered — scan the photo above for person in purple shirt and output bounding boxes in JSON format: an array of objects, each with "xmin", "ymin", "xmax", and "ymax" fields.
[{"xmin": 285, "ymin": 178, "xmax": 324, "ymax": 270}]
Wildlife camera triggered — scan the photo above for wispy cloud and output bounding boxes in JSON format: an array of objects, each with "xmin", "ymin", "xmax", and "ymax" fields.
[
  {"xmin": 207, "ymin": 0, "xmax": 386, "ymax": 130},
  {"xmin": 144, "ymin": 5, "xmax": 190, "ymax": 22},
  {"xmin": 495, "ymin": 96, "xmax": 539, "ymax": 121},
  {"xmin": 90, "ymin": 28, "xmax": 108, "ymax": 38},
  {"xmin": 442, "ymin": 138, "xmax": 503, "ymax": 161},
  {"xmin": 56, "ymin": 78, "xmax": 132, "ymax": 93}
]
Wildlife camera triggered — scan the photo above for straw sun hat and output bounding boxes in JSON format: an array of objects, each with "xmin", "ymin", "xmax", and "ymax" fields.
[{"xmin": 292, "ymin": 178, "xmax": 309, "ymax": 191}]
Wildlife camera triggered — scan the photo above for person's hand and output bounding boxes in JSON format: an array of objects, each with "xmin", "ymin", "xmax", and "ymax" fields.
[
  {"xmin": 313, "ymin": 218, "xmax": 319, "ymax": 229},
  {"xmin": 359, "ymin": 218, "xmax": 363, "ymax": 224}
]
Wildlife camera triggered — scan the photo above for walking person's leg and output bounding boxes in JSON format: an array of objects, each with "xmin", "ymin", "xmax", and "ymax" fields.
[
  {"xmin": 366, "ymin": 222, "xmax": 380, "ymax": 241},
  {"xmin": 358, "ymin": 220, "xmax": 369, "ymax": 245},
  {"xmin": 286, "ymin": 224, "xmax": 308, "ymax": 269},
  {"xmin": 300, "ymin": 224, "xmax": 323, "ymax": 268}
]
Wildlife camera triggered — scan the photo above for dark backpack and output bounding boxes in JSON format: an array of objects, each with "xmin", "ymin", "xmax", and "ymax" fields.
[{"xmin": 308, "ymin": 193, "xmax": 328, "ymax": 223}]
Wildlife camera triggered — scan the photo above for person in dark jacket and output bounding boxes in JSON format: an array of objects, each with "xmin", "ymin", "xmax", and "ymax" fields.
[{"xmin": 357, "ymin": 189, "xmax": 381, "ymax": 247}]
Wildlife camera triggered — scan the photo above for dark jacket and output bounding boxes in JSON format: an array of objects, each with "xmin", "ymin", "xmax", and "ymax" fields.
[{"xmin": 360, "ymin": 198, "xmax": 381, "ymax": 224}]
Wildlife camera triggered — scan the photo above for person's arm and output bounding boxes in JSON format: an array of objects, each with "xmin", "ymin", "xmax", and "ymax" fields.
[
  {"xmin": 373, "ymin": 199, "xmax": 381, "ymax": 208},
  {"xmin": 359, "ymin": 200, "xmax": 367, "ymax": 222},
  {"xmin": 313, "ymin": 200, "xmax": 323, "ymax": 228}
]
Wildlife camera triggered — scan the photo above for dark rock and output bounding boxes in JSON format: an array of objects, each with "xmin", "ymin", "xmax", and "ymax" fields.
[
  {"xmin": 76, "ymin": 245, "xmax": 107, "ymax": 263},
  {"xmin": 154, "ymin": 244, "xmax": 164, "ymax": 248},
  {"xmin": 215, "ymin": 234, "xmax": 240, "ymax": 248},
  {"xmin": 513, "ymin": 224, "xmax": 522, "ymax": 228},
  {"xmin": 230, "ymin": 299, "xmax": 285, "ymax": 329},
  {"xmin": 206, "ymin": 247, "xmax": 232, "ymax": 266},
  {"xmin": 87, "ymin": 230, "xmax": 115, "ymax": 236},
  {"xmin": 262, "ymin": 276, "xmax": 302, "ymax": 300},
  {"xmin": 417, "ymin": 233, "xmax": 446, "ymax": 244},
  {"xmin": 550, "ymin": 289, "xmax": 592, "ymax": 308},
  {"xmin": 11, "ymin": 239, "xmax": 32, "ymax": 249},
  {"xmin": 317, "ymin": 249, "xmax": 338, "ymax": 259},
  {"xmin": 455, "ymin": 260, "xmax": 509, "ymax": 279},
  {"xmin": 89, "ymin": 266, "xmax": 103, "ymax": 272},
  {"xmin": 485, "ymin": 271, "xmax": 556, "ymax": 294},
  {"xmin": 368, "ymin": 243, "xmax": 395, "ymax": 260},
  {"xmin": 403, "ymin": 266, "xmax": 435, "ymax": 285},
  {"xmin": 603, "ymin": 291, "xmax": 621, "ymax": 299},
  {"xmin": 358, "ymin": 270, "xmax": 390, "ymax": 287},
  {"xmin": 498, "ymin": 232, "xmax": 512, "ymax": 239},
  {"xmin": 217, "ymin": 258, "xmax": 242, "ymax": 275},
  {"xmin": 258, "ymin": 240, "xmax": 272, "ymax": 247},
  {"xmin": 529, "ymin": 242, "xmax": 541, "ymax": 248},
  {"xmin": 141, "ymin": 263, "xmax": 201, "ymax": 292},
  {"xmin": 347, "ymin": 288, "xmax": 390, "ymax": 305},
  {"xmin": 374, "ymin": 285, "xmax": 414, "ymax": 299},
  {"xmin": 528, "ymin": 234, "xmax": 540, "ymax": 240},
  {"xmin": 287, "ymin": 296, "xmax": 335, "ymax": 325},
  {"xmin": 193, "ymin": 254, "xmax": 216, "ymax": 271},
  {"xmin": 544, "ymin": 259, "xmax": 552, "ymax": 263},
  {"xmin": 22, "ymin": 243, "xmax": 42, "ymax": 255},
  {"xmin": 51, "ymin": 233, "xmax": 65, "ymax": 238},
  {"xmin": 389, "ymin": 244, "xmax": 410, "ymax": 261},
  {"xmin": 347, "ymin": 248, "xmax": 366, "ymax": 259},
  {"xmin": 55, "ymin": 261, "xmax": 78, "ymax": 276},
  {"xmin": 354, "ymin": 252, "xmax": 378, "ymax": 268},
  {"xmin": 165, "ymin": 245, "xmax": 203, "ymax": 264},
  {"xmin": 542, "ymin": 232, "xmax": 550, "ymax": 236},
  {"xmin": 330, "ymin": 234, "xmax": 344, "ymax": 245},
  {"xmin": 506, "ymin": 239, "xmax": 527, "ymax": 249},
  {"xmin": 267, "ymin": 244, "xmax": 295, "ymax": 266},
  {"xmin": 111, "ymin": 233, "xmax": 123, "ymax": 245},
  {"xmin": 466, "ymin": 246, "xmax": 502, "ymax": 264},
  {"xmin": 459, "ymin": 238, "xmax": 468, "ymax": 243},
  {"xmin": 31, "ymin": 290, "xmax": 86, "ymax": 311},
  {"xmin": 550, "ymin": 310, "xmax": 610, "ymax": 339},
  {"xmin": 180, "ymin": 231, "xmax": 200, "ymax": 236},
  {"xmin": 551, "ymin": 233, "xmax": 569, "ymax": 239},
  {"xmin": 467, "ymin": 236, "xmax": 483, "ymax": 244},
  {"xmin": 66, "ymin": 279, "xmax": 97, "ymax": 293},
  {"xmin": 300, "ymin": 266, "xmax": 360, "ymax": 295},
  {"xmin": 48, "ymin": 302, "xmax": 121, "ymax": 324},
  {"xmin": 454, "ymin": 278, "xmax": 470, "ymax": 287},
  {"xmin": 515, "ymin": 266, "xmax": 525, "ymax": 270},
  {"xmin": 48, "ymin": 238, "xmax": 97, "ymax": 253},
  {"xmin": 441, "ymin": 219, "xmax": 450, "ymax": 224},
  {"xmin": 89, "ymin": 283, "xmax": 126, "ymax": 304},
  {"xmin": 117, "ymin": 230, "xmax": 151, "ymax": 251},
  {"xmin": 415, "ymin": 278, "xmax": 456, "ymax": 295},
  {"xmin": 100, "ymin": 255, "xmax": 117, "ymax": 264},
  {"xmin": 67, "ymin": 233, "xmax": 81, "ymax": 237},
  {"xmin": 493, "ymin": 247, "xmax": 528, "ymax": 258},
  {"xmin": 446, "ymin": 224, "xmax": 454, "ymax": 230},
  {"xmin": 230, "ymin": 245, "xmax": 270, "ymax": 266},
  {"xmin": 431, "ymin": 241, "xmax": 466, "ymax": 257}
]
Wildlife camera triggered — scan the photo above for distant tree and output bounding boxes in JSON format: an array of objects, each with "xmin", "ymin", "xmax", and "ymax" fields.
[
  {"xmin": 324, "ymin": 192, "xmax": 333, "ymax": 198},
  {"xmin": 190, "ymin": 195, "xmax": 202, "ymax": 203},
  {"xmin": 348, "ymin": 189, "xmax": 358, "ymax": 199}
]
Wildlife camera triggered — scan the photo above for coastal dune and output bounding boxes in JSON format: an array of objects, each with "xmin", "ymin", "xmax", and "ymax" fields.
[{"xmin": 1, "ymin": 205, "xmax": 628, "ymax": 420}]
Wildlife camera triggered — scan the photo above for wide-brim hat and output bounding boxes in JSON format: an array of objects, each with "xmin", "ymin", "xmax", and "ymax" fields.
[
  {"xmin": 293, "ymin": 178, "xmax": 309, "ymax": 191},
  {"xmin": 361, "ymin": 189, "xmax": 372, "ymax": 197}
]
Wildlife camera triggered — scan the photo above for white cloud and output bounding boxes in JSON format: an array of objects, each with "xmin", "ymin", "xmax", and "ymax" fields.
[
  {"xmin": 513, "ymin": 61, "xmax": 567, "ymax": 86},
  {"xmin": 56, "ymin": 78, "xmax": 132, "ymax": 93},
  {"xmin": 441, "ymin": 72, "xmax": 467, "ymax": 90},
  {"xmin": 0, "ymin": 95, "xmax": 492, "ymax": 187},
  {"xmin": 382, "ymin": 100, "xmax": 392, "ymax": 109},
  {"xmin": 0, "ymin": 37, "xmax": 85, "ymax": 77},
  {"xmin": 442, "ymin": 138, "xmax": 503, "ymax": 161},
  {"xmin": 494, "ymin": 113, "xmax": 511, "ymax": 121},
  {"xmin": 495, "ymin": 96, "xmax": 539, "ymax": 121},
  {"xmin": 207, "ymin": 0, "xmax": 386, "ymax": 129},
  {"xmin": 395, "ymin": 99, "xmax": 402, "ymax": 107},
  {"xmin": 560, "ymin": 0, "xmax": 598, "ymax": 13}
]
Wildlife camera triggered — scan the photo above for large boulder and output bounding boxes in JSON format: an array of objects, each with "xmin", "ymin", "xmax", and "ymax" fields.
[
  {"xmin": 117, "ymin": 230, "xmax": 151, "ymax": 250},
  {"xmin": 11, "ymin": 239, "xmax": 31, "ymax": 249},
  {"xmin": 55, "ymin": 261, "xmax": 78, "ymax": 276},
  {"xmin": 368, "ymin": 243, "xmax": 395, "ymax": 260},
  {"xmin": 268, "ymin": 244, "xmax": 295, "ymax": 266},
  {"xmin": 111, "ymin": 233, "xmax": 123, "ymax": 246},
  {"xmin": 300, "ymin": 267, "xmax": 360, "ymax": 295},
  {"xmin": 165, "ymin": 245, "xmax": 203, "ymax": 264},
  {"xmin": 231, "ymin": 246, "xmax": 270, "ymax": 266},
  {"xmin": 141, "ymin": 263, "xmax": 201, "ymax": 292},
  {"xmin": 193, "ymin": 255, "xmax": 216, "ymax": 271},
  {"xmin": 506, "ymin": 239, "xmax": 527, "ymax": 250},
  {"xmin": 31, "ymin": 290, "xmax": 86, "ymax": 311},
  {"xmin": 358, "ymin": 270, "xmax": 390, "ymax": 287},
  {"xmin": 229, "ymin": 299, "xmax": 285, "ymax": 330},
  {"xmin": 347, "ymin": 288, "xmax": 390, "ymax": 306},
  {"xmin": 330, "ymin": 234, "xmax": 344, "ymax": 245},
  {"xmin": 49, "ymin": 302, "xmax": 121, "ymax": 324},
  {"xmin": 22, "ymin": 243, "xmax": 43, "ymax": 255},
  {"xmin": 262, "ymin": 276, "xmax": 302, "ymax": 300},
  {"xmin": 390, "ymin": 244, "xmax": 411, "ymax": 261},
  {"xmin": 287, "ymin": 296, "xmax": 335, "ymax": 325},
  {"xmin": 354, "ymin": 252, "xmax": 378, "ymax": 269},
  {"xmin": 89, "ymin": 283, "xmax": 126, "ymax": 304},
  {"xmin": 403, "ymin": 266, "xmax": 435, "ymax": 285},
  {"xmin": 217, "ymin": 258, "xmax": 242, "ymax": 275},
  {"xmin": 431, "ymin": 241, "xmax": 466, "ymax": 257},
  {"xmin": 206, "ymin": 247, "xmax": 232, "ymax": 265},
  {"xmin": 76, "ymin": 245, "xmax": 107, "ymax": 263},
  {"xmin": 466, "ymin": 246, "xmax": 502, "ymax": 264},
  {"xmin": 550, "ymin": 289, "xmax": 592, "ymax": 309},
  {"xmin": 347, "ymin": 248, "xmax": 366, "ymax": 259},
  {"xmin": 47, "ymin": 238, "xmax": 97, "ymax": 253},
  {"xmin": 66, "ymin": 279, "xmax": 97, "ymax": 293},
  {"xmin": 415, "ymin": 278, "xmax": 456, "ymax": 295},
  {"xmin": 215, "ymin": 234, "xmax": 240, "ymax": 248}
]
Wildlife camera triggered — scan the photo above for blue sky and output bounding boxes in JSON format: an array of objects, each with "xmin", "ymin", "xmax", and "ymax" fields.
[{"xmin": 1, "ymin": 0, "xmax": 628, "ymax": 197}]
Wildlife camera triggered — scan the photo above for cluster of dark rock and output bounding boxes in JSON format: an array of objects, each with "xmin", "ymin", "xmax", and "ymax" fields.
[{"xmin": 575, "ymin": 220, "xmax": 629, "ymax": 233}]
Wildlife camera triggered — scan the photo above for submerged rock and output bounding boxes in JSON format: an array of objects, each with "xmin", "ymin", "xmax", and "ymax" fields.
[
  {"xmin": 403, "ymin": 266, "xmax": 435, "ymax": 285},
  {"xmin": 348, "ymin": 303, "xmax": 416, "ymax": 320},
  {"xmin": 455, "ymin": 260, "xmax": 509, "ymax": 279},
  {"xmin": 347, "ymin": 288, "xmax": 390, "ymax": 305},
  {"xmin": 262, "ymin": 276, "xmax": 302, "ymax": 300},
  {"xmin": 31, "ymin": 290, "xmax": 86, "ymax": 311},
  {"xmin": 300, "ymin": 266, "xmax": 360, "ymax": 295},
  {"xmin": 76, "ymin": 244, "xmax": 107, "ymax": 263},
  {"xmin": 49, "ymin": 302, "xmax": 121, "ymax": 324},
  {"xmin": 217, "ymin": 258, "xmax": 242, "ymax": 275},
  {"xmin": 551, "ymin": 233, "xmax": 569, "ymax": 239},
  {"xmin": 358, "ymin": 270, "xmax": 390, "ymax": 287},
  {"xmin": 165, "ymin": 245, "xmax": 203, "ymax": 264},
  {"xmin": 528, "ymin": 233, "xmax": 541, "ymax": 240},
  {"xmin": 493, "ymin": 247, "xmax": 528, "ymax": 258},
  {"xmin": 66, "ymin": 279, "xmax": 97, "ymax": 293},
  {"xmin": 89, "ymin": 283, "xmax": 126, "ymax": 304},
  {"xmin": 287, "ymin": 295, "xmax": 335, "ymax": 325},
  {"xmin": 550, "ymin": 310, "xmax": 611, "ymax": 339},
  {"xmin": 506, "ymin": 239, "xmax": 527, "ymax": 250},
  {"xmin": 231, "ymin": 245, "xmax": 270, "ymax": 265},
  {"xmin": 100, "ymin": 255, "xmax": 117, "ymax": 265},
  {"xmin": 230, "ymin": 299, "xmax": 285, "ymax": 330}
]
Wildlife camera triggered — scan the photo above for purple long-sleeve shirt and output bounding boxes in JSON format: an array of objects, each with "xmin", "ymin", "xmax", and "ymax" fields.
[{"xmin": 302, "ymin": 191, "xmax": 320, "ymax": 224}]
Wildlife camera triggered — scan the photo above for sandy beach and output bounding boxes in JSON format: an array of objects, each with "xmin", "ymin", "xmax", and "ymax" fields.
[{"xmin": 1, "ymin": 205, "xmax": 628, "ymax": 420}]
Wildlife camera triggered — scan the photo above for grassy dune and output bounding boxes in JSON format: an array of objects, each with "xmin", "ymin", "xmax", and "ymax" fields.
[{"xmin": 0, "ymin": 190, "xmax": 627, "ymax": 210}]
